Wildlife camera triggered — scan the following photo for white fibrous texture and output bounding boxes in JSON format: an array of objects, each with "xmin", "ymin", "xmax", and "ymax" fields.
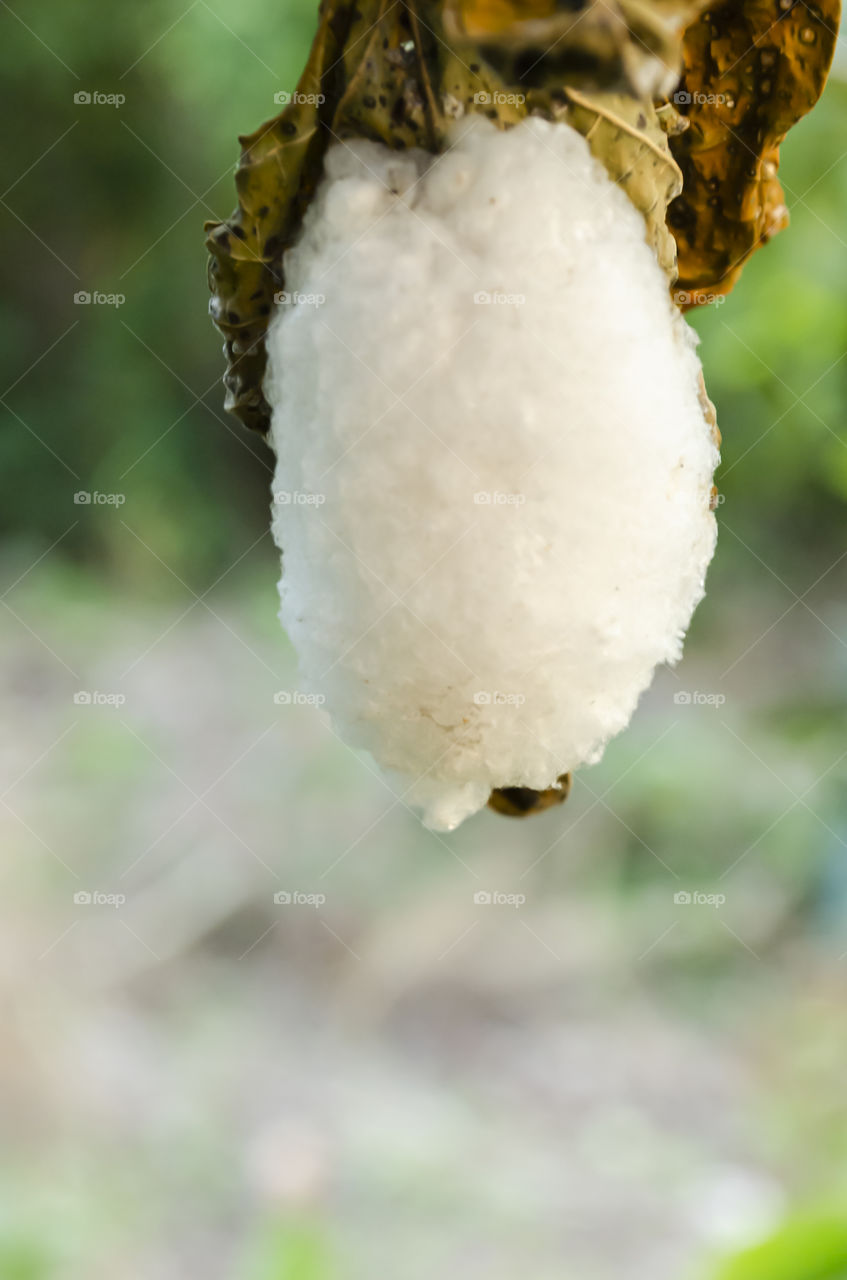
[{"xmin": 266, "ymin": 115, "xmax": 719, "ymax": 831}]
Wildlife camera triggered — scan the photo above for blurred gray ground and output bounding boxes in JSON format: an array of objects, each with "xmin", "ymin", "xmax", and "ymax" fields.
[{"xmin": 3, "ymin": 562, "xmax": 847, "ymax": 1280}]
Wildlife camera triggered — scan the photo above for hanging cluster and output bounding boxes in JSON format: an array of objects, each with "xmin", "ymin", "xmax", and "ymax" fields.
[{"xmin": 206, "ymin": 0, "xmax": 838, "ymax": 826}]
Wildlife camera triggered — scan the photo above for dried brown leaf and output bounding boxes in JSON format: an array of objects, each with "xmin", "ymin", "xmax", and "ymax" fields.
[{"xmin": 669, "ymin": 0, "xmax": 840, "ymax": 302}]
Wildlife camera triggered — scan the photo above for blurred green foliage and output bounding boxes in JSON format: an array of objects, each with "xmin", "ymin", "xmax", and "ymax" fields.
[
  {"xmin": 241, "ymin": 1217, "xmax": 333, "ymax": 1280},
  {"xmin": 688, "ymin": 86, "xmax": 847, "ymax": 585},
  {"xmin": 0, "ymin": 1240, "xmax": 52, "ymax": 1280},
  {"xmin": 1, "ymin": 0, "xmax": 317, "ymax": 593},
  {"xmin": 708, "ymin": 1213, "xmax": 847, "ymax": 1280}
]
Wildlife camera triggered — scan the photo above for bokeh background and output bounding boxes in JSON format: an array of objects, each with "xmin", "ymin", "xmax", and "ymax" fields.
[{"xmin": 3, "ymin": 3, "xmax": 847, "ymax": 1278}]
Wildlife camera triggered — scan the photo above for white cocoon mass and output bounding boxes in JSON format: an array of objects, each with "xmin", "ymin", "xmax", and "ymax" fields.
[{"xmin": 266, "ymin": 115, "xmax": 719, "ymax": 830}]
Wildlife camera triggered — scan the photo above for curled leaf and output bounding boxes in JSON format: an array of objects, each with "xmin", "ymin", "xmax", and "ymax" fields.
[
  {"xmin": 205, "ymin": 2, "xmax": 350, "ymax": 433},
  {"xmin": 488, "ymin": 772, "xmax": 572, "ymax": 817},
  {"xmin": 444, "ymin": 0, "xmax": 705, "ymax": 98},
  {"xmin": 669, "ymin": 0, "xmax": 840, "ymax": 301},
  {"xmin": 563, "ymin": 87, "xmax": 684, "ymax": 283}
]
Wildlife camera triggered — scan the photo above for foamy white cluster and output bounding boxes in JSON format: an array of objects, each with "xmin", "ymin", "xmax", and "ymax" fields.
[{"xmin": 266, "ymin": 115, "xmax": 719, "ymax": 830}]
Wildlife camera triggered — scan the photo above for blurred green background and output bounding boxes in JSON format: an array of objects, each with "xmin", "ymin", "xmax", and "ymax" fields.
[{"xmin": 3, "ymin": 3, "xmax": 847, "ymax": 1279}]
